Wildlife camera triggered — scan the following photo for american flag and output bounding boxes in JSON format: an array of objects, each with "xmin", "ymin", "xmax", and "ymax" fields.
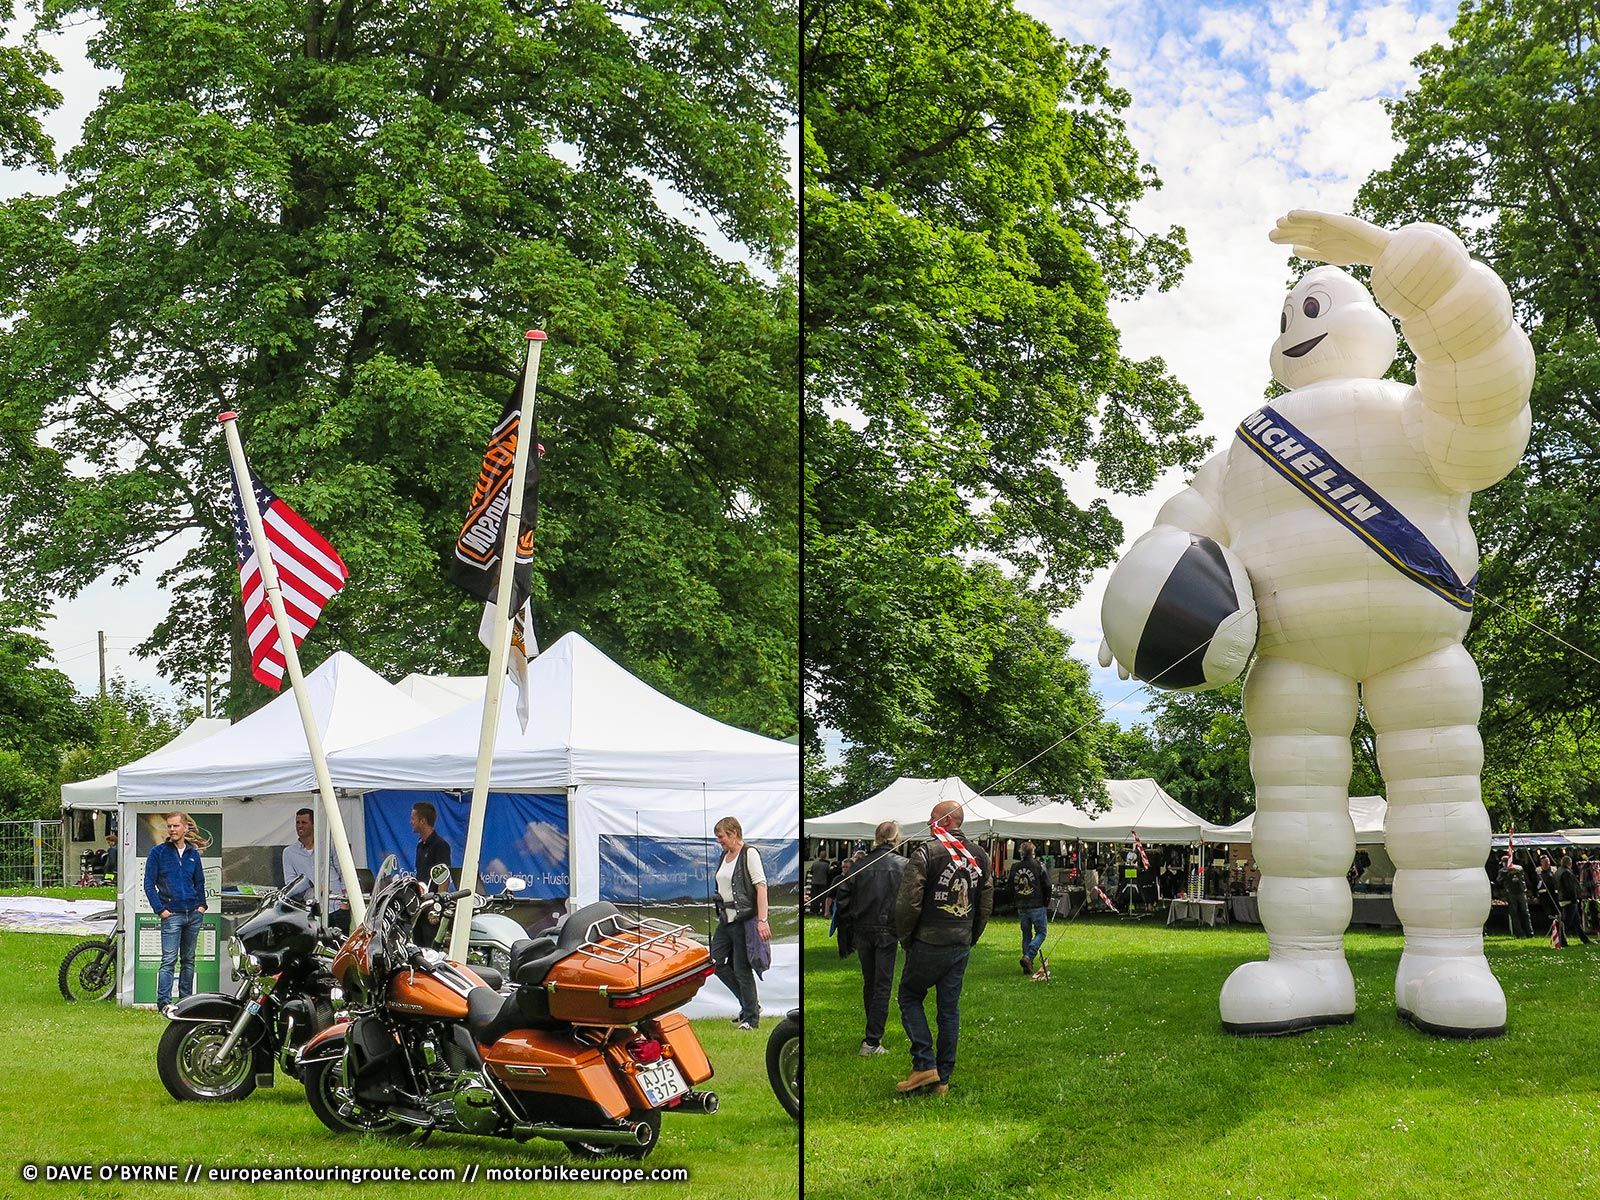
[
  {"xmin": 1132, "ymin": 830, "xmax": 1150, "ymax": 871},
  {"xmin": 230, "ymin": 473, "xmax": 349, "ymax": 690}
]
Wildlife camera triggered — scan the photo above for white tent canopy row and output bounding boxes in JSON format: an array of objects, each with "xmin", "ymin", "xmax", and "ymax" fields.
[
  {"xmin": 1209, "ymin": 796, "xmax": 1388, "ymax": 847},
  {"xmin": 802, "ymin": 777, "xmax": 1018, "ymax": 840},
  {"xmin": 81, "ymin": 632, "xmax": 799, "ymax": 1018},
  {"xmin": 806, "ymin": 777, "xmax": 1231, "ymax": 845}
]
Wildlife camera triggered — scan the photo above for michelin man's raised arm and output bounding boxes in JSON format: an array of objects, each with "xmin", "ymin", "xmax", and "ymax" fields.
[
  {"xmin": 1270, "ymin": 210, "xmax": 1534, "ymax": 493},
  {"xmin": 1151, "ymin": 451, "xmax": 1230, "ymax": 545}
]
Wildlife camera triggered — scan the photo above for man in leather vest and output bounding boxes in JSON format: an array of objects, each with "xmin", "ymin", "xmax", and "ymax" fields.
[
  {"xmin": 1008, "ymin": 841, "xmax": 1052, "ymax": 975},
  {"xmin": 893, "ymin": 801, "xmax": 992, "ymax": 1095},
  {"xmin": 838, "ymin": 820, "xmax": 907, "ymax": 1056}
]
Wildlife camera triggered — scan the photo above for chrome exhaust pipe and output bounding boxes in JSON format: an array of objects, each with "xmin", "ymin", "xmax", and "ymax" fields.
[
  {"xmin": 514, "ymin": 1120, "xmax": 654, "ymax": 1147},
  {"xmin": 676, "ymin": 1090, "xmax": 719, "ymax": 1114}
]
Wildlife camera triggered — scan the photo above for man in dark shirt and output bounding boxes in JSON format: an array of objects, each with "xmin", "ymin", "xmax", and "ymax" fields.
[
  {"xmin": 1007, "ymin": 841, "xmax": 1052, "ymax": 975},
  {"xmin": 411, "ymin": 801, "xmax": 453, "ymax": 945},
  {"xmin": 1557, "ymin": 855, "xmax": 1591, "ymax": 946},
  {"xmin": 1497, "ymin": 858, "xmax": 1533, "ymax": 938},
  {"xmin": 893, "ymin": 800, "xmax": 992, "ymax": 1096},
  {"xmin": 837, "ymin": 821, "xmax": 907, "ymax": 1057}
]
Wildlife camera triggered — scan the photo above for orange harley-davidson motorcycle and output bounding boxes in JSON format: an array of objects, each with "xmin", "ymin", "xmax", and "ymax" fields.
[{"xmin": 296, "ymin": 856, "xmax": 718, "ymax": 1158}]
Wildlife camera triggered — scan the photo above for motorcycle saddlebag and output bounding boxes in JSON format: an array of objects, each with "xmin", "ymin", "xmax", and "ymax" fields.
[{"xmin": 347, "ymin": 1015, "xmax": 408, "ymax": 1106}]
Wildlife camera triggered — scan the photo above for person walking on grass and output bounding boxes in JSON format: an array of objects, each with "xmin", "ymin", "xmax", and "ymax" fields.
[
  {"xmin": 893, "ymin": 800, "xmax": 992, "ymax": 1097},
  {"xmin": 838, "ymin": 820, "xmax": 906, "ymax": 1057},
  {"xmin": 144, "ymin": 811, "xmax": 208, "ymax": 1017},
  {"xmin": 1008, "ymin": 841, "xmax": 1052, "ymax": 976}
]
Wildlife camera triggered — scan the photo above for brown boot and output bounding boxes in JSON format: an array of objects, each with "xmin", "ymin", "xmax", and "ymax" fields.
[{"xmin": 895, "ymin": 1068, "xmax": 941, "ymax": 1093}]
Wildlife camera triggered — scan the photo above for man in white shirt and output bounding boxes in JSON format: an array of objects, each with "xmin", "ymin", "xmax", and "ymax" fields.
[{"xmin": 282, "ymin": 808, "xmax": 350, "ymax": 932}]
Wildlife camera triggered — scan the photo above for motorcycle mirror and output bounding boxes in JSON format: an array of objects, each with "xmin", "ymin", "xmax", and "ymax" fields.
[
  {"xmin": 503, "ymin": 877, "xmax": 527, "ymax": 893},
  {"xmin": 429, "ymin": 863, "xmax": 451, "ymax": 886}
]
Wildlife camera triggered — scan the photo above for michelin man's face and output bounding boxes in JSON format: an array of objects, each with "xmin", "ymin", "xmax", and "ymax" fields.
[{"xmin": 1270, "ymin": 265, "xmax": 1396, "ymax": 390}]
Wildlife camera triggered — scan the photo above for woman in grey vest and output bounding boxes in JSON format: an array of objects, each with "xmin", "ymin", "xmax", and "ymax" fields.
[{"xmin": 711, "ymin": 816, "xmax": 769, "ymax": 1029}]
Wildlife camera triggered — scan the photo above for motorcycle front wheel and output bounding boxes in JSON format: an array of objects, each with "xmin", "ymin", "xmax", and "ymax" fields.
[
  {"xmin": 156, "ymin": 1019, "xmax": 257, "ymax": 1102},
  {"xmin": 767, "ymin": 1016, "xmax": 800, "ymax": 1119},
  {"xmin": 302, "ymin": 1058, "xmax": 406, "ymax": 1136},
  {"xmin": 58, "ymin": 937, "xmax": 116, "ymax": 1002},
  {"xmin": 569, "ymin": 1109, "xmax": 660, "ymax": 1160}
]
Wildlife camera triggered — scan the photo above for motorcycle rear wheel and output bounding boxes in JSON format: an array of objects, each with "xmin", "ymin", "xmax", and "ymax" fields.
[
  {"xmin": 157, "ymin": 1019, "xmax": 257, "ymax": 1102},
  {"xmin": 767, "ymin": 1016, "xmax": 800, "ymax": 1119},
  {"xmin": 568, "ymin": 1109, "xmax": 660, "ymax": 1160},
  {"xmin": 58, "ymin": 937, "xmax": 116, "ymax": 1002},
  {"xmin": 302, "ymin": 1058, "xmax": 406, "ymax": 1137}
]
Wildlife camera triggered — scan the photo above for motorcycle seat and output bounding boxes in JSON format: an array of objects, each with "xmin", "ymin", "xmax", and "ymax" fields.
[{"xmin": 466, "ymin": 985, "xmax": 533, "ymax": 1045}]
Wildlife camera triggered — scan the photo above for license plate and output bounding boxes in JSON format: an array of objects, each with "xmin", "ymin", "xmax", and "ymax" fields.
[{"xmin": 635, "ymin": 1058, "xmax": 688, "ymax": 1107}]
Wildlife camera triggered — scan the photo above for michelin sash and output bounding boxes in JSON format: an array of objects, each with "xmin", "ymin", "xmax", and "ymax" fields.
[{"xmin": 1235, "ymin": 405, "xmax": 1476, "ymax": 611}]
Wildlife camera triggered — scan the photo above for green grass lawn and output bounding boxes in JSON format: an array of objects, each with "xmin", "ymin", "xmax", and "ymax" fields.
[
  {"xmin": 804, "ymin": 914, "xmax": 1600, "ymax": 1199},
  {"xmin": 2, "ymin": 930, "xmax": 796, "ymax": 1199}
]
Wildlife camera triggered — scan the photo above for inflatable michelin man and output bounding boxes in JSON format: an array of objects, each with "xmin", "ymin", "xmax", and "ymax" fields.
[{"xmin": 1098, "ymin": 211, "xmax": 1533, "ymax": 1038}]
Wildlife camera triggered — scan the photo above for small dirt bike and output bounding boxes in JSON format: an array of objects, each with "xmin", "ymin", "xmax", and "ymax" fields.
[
  {"xmin": 58, "ymin": 909, "xmax": 121, "ymax": 1002},
  {"xmin": 767, "ymin": 1008, "xmax": 799, "ymax": 1119},
  {"xmin": 297, "ymin": 856, "xmax": 719, "ymax": 1158},
  {"xmin": 156, "ymin": 877, "xmax": 343, "ymax": 1102}
]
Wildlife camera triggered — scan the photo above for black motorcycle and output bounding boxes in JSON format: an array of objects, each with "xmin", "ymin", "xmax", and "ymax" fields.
[{"xmin": 156, "ymin": 877, "xmax": 342, "ymax": 1102}]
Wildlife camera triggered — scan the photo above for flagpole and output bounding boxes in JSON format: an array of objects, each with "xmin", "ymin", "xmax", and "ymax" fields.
[
  {"xmin": 449, "ymin": 331, "xmax": 546, "ymax": 960},
  {"xmin": 219, "ymin": 412, "xmax": 366, "ymax": 925}
]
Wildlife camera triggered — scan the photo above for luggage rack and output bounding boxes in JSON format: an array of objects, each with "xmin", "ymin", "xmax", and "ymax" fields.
[{"xmin": 572, "ymin": 914, "xmax": 697, "ymax": 965}]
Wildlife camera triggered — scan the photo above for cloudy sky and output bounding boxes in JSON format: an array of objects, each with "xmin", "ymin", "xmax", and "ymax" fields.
[{"xmin": 1014, "ymin": 0, "xmax": 1458, "ymax": 726}]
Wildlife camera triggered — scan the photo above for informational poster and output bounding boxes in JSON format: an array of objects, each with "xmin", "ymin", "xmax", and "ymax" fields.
[{"xmin": 131, "ymin": 805, "xmax": 223, "ymax": 1004}]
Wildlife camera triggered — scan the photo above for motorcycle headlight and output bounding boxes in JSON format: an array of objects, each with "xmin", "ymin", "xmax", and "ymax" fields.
[{"xmin": 228, "ymin": 936, "xmax": 262, "ymax": 977}]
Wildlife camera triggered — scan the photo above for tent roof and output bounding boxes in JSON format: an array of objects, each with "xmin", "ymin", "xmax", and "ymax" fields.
[
  {"xmin": 116, "ymin": 653, "xmax": 437, "ymax": 801},
  {"xmin": 991, "ymin": 779, "xmax": 1219, "ymax": 843},
  {"xmin": 1210, "ymin": 795, "xmax": 1388, "ymax": 847},
  {"xmin": 803, "ymin": 777, "xmax": 1012, "ymax": 839},
  {"xmin": 396, "ymin": 673, "xmax": 486, "ymax": 716},
  {"xmin": 329, "ymin": 632, "xmax": 796, "ymax": 792},
  {"xmin": 61, "ymin": 718, "xmax": 232, "ymax": 809}
]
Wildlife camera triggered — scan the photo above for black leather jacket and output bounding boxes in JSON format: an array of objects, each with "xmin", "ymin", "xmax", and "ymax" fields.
[
  {"xmin": 839, "ymin": 844, "xmax": 906, "ymax": 943},
  {"xmin": 895, "ymin": 833, "xmax": 993, "ymax": 947}
]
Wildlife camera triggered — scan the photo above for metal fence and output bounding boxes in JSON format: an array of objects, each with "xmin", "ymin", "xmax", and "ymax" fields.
[{"xmin": 0, "ymin": 819, "xmax": 65, "ymax": 889}]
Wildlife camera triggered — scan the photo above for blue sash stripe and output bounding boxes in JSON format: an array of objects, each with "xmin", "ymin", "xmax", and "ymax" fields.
[{"xmin": 1234, "ymin": 405, "xmax": 1476, "ymax": 612}]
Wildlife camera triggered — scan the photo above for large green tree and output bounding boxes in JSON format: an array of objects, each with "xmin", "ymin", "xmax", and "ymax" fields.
[
  {"xmin": 803, "ymin": 0, "xmax": 1207, "ymax": 806},
  {"xmin": 0, "ymin": 0, "xmax": 797, "ymax": 735},
  {"xmin": 1356, "ymin": 0, "xmax": 1600, "ymax": 829}
]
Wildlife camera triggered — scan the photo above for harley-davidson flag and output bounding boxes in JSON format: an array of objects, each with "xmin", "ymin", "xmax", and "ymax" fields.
[
  {"xmin": 230, "ymin": 473, "xmax": 349, "ymax": 690},
  {"xmin": 451, "ymin": 357, "xmax": 544, "ymax": 728},
  {"xmin": 450, "ymin": 357, "xmax": 541, "ymax": 607}
]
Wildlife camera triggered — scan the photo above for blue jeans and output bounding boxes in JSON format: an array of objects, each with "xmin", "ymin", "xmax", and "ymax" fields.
[
  {"xmin": 1019, "ymin": 907, "xmax": 1048, "ymax": 961},
  {"xmin": 158, "ymin": 910, "xmax": 203, "ymax": 1007},
  {"xmin": 897, "ymin": 941, "xmax": 970, "ymax": 1081}
]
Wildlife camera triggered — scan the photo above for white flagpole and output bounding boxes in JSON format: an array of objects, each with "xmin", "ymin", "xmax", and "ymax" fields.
[
  {"xmin": 449, "ymin": 330, "xmax": 546, "ymax": 960},
  {"xmin": 219, "ymin": 412, "xmax": 367, "ymax": 925}
]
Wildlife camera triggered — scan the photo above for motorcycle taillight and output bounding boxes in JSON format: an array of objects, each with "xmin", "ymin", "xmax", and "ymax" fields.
[{"xmin": 629, "ymin": 1038, "xmax": 664, "ymax": 1065}]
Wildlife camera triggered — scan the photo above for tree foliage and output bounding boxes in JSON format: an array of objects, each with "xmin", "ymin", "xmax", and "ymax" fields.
[
  {"xmin": 0, "ymin": 0, "xmax": 797, "ymax": 736},
  {"xmin": 57, "ymin": 677, "xmax": 186, "ymax": 788},
  {"xmin": 1355, "ymin": 0, "xmax": 1600, "ymax": 829},
  {"xmin": 803, "ymin": 0, "xmax": 1207, "ymax": 808},
  {"xmin": 0, "ymin": 609, "xmax": 91, "ymax": 818}
]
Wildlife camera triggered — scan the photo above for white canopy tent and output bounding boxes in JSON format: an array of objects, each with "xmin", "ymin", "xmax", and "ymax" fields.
[
  {"xmin": 117, "ymin": 652, "xmax": 438, "ymax": 802},
  {"xmin": 802, "ymin": 776, "xmax": 1015, "ymax": 840},
  {"xmin": 397, "ymin": 673, "xmax": 486, "ymax": 716},
  {"xmin": 330, "ymin": 633, "xmax": 799, "ymax": 1018},
  {"xmin": 990, "ymin": 779, "xmax": 1221, "ymax": 843},
  {"xmin": 1209, "ymin": 795, "xmax": 1389, "ymax": 847},
  {"xmin": 62, "ymin": 717, "xmax": 232, "ymax": 811}
]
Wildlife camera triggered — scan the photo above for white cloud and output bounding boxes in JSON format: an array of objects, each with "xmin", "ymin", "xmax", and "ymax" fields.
[{"xmin": 1015, "ymin": 0, "xmax": 1454, "ymax": 723}]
